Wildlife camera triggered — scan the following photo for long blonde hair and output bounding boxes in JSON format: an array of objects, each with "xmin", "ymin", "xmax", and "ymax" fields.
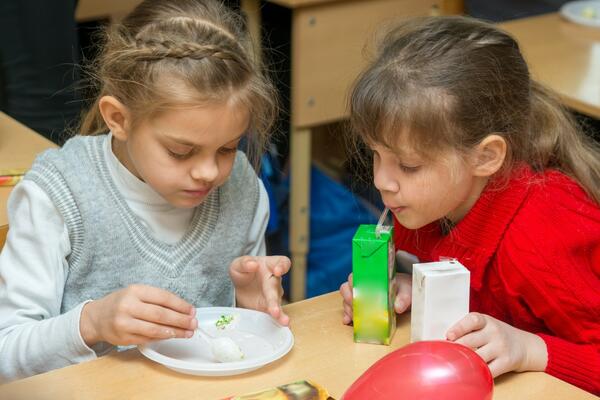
[
  {"xmin": 80, "ymin": 0, "xmax": 277, "ymax": 166},
  {"xmin": 349, "ymin": 16, "xmax": 600, "ymax": 204}
]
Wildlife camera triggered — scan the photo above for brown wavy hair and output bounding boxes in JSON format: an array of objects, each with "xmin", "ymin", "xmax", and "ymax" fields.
[
  {"xmin": 79, "ymin": 0, "xmax": 278, "ymax": 167},
  {"xmin": 349, "ymin": 16, "xmax": 600, "ymax": 204}
]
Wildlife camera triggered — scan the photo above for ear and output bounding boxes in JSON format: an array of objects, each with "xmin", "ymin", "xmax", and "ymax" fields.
[
  {"xmin": 471, "ymin": 134, "xmax": 507, "ymax": 177},
  {"xmin": 98, "ymin": 96, "xmax": 131, "ymax": 141}
]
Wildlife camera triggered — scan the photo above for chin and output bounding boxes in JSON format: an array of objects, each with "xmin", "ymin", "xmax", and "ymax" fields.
[
  {"xmin": 170, "ymin": 197, "xmax": 206, "ymax": 209},
  {"xmin": 393, "ymin": 214, "xmax": 429, "ymax": 230}
]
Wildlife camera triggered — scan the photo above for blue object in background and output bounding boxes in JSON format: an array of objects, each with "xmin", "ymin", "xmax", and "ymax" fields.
[
  {"xmin": 278, "ymin": 165, "xmax": 379, "ymax": 298},
  {"xmin": 259, "ymin": 154, "xmax": 279, "ymax": 235}
]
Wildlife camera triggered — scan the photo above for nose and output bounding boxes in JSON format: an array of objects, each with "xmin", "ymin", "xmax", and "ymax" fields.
[
  {"xmin": 190, "ymin": 155, "xmax": 219, "ymax": 183},
  {"xmin": 373, "ymin": 162, "xmax": 399, "ymax": 194}
]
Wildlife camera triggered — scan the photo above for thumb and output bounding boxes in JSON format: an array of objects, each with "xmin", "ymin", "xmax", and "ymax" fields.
[{"xmin": 229, "ymin": 256, "xmax": 259, "ymax": 284}]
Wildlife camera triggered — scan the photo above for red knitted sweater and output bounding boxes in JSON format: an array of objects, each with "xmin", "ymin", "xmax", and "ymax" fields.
[{"xmin": 394, "ymin": 166, "xmax": 600, "ymax": 394}]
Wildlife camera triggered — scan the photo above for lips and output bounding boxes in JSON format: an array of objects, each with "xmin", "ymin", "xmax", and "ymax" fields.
[
  {"xmin": 183, "ymin": 187, "xmax": 212, "ymax": 197},
  {"xmin": 385, "ymin": 204, "xmax": 406, "ymax": 214}
]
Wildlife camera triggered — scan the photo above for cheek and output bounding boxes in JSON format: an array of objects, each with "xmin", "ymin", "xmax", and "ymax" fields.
[
  {"xmin": 216, "ymin": 155, "xmax": 237, "ymax": 183},
  {"xmin": 409, "ymin": 174, "xmax": 453, "ymax": 211},
  {"xmin": 408, "ymin": 174, "xmax": 435, "ymax": 199},
  {"xmin": 130, "ymin": 139, "xmax": 164, "ymax": 168},
  {"xmin": 137, "ymin": 149, "xmax": 183, "ymax": 186}
]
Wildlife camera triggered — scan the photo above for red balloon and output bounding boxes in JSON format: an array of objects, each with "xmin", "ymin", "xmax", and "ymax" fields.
[{"xmin": 342, "ymin": 341, "xmax": 493, "ymax": 400}]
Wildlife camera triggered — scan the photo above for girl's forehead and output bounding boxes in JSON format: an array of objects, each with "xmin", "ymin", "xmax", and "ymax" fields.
[
  {"xmin": 369, "ymin": 137, "xmax": 464, "ymax": 168},
  {"xmin": 148, "ymin": 101, "xmax": 249, "ymax": 137},
  {"xmin": 367, "ymin": 137, "xmax": 422, "ymax": 159}
]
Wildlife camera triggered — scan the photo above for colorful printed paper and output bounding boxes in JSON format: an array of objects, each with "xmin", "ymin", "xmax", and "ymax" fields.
[
  {"xmin": 0, "ymin": 175, "xmax": 23, "ymax": 187},
  {"xmin": 222, "ymin": 380, "xmax": 334, "ymax": 399},
  {"xmin": 0, "ymin": 168, "xmax": 27, "ymax": 187}
]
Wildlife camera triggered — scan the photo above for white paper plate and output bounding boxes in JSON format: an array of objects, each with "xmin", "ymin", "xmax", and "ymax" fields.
[
  {"xmin": 560, "ymin": 1, "xmax": 600, "ymax": 27},
  {"xmin": 138, "ymin": 307, "xmax": 293, "ymax": 376}
]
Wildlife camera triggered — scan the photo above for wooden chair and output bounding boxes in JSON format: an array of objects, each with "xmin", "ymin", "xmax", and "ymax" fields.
[{"xmin": 0, "ymin": 225, "xmax": 7, "ymax": 251}]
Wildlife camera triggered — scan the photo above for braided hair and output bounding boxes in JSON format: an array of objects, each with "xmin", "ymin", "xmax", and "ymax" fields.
[{"xmin": 80, "ymin": 0, "xmax": 277, "ymax": 167}]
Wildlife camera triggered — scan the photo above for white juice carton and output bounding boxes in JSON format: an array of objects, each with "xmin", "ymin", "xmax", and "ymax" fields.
[{"xmin": 410, "ymin": 260, "xmax": 470, "ymax": 342}]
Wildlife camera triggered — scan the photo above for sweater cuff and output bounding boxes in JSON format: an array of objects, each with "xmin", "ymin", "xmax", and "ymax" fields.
[
  {"xmin": 74, "ymin": 300, "xmax": 114, "ymax": 357},
  {"xmin": 538, "ymin": 333, "xmax": 600, "ymax": 394}
]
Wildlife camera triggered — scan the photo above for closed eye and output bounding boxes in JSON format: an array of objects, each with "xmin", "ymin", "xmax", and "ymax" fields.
[
  {"xmin": 218, "ymin": 147, "xmax": 238, "ymax": 155},
  {"xmin": 167, "ymin": 149, "xmax": 192, "ymax": 159},
  {"xmin": 399, "ymin": 164, "xmax": 421, "ymax": 173}
]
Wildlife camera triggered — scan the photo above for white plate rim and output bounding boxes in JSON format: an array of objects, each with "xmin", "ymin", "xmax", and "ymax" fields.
[
  {"xmin": 137, "ymin": 307, "xmax": 294, "ymax": 374},
  {"xmin": 560, "ymin": 1, "xmax": 600, "ymax": 27}
]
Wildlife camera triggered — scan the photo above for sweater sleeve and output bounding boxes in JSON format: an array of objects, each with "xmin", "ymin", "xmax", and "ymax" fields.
[
  {"xmin": 537, "ymin": 334, "xmax": 600, "ymax": 395},
  {"xmin": 241, "ymin": 179, "xmax": 269, "ymax": 257},
  {"xmin": 0, "ymin": 180, "xmax": 96, "ymax": 382},
  {"xmin": 498, "ymin": 201, "xmax": 600, "ymax": 395}
]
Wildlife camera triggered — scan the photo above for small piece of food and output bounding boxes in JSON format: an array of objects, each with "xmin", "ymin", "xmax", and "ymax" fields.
[
  {"xmin": 212, "ymin": 337, "xmax": 245, "ymax": 362},
  {"xmin": 215, "ymin": 314, "xmax": 238, "ymax": 330}
]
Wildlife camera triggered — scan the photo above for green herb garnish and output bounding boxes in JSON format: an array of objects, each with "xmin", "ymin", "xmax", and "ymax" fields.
[{"xmin": 215, "ymin": 314, "xmax": 235, "ymax": 330}]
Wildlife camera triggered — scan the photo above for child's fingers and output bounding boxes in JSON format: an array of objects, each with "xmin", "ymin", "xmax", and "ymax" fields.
[
  {"xmin": 342, "ymin": 302, "xmax": 353, "ymax": 324},
  {"xmin": 268, "ymin": 304, "xmax": 291, "ymax": 327},
  {"xmin": 270, "ymin": 308, "xmax": 290, "ymax": 326},
  {"xmin": 474, "ymin": 343, "xmax": 497, "ymax": 365},
  {"xmin": 339, "ymin": 281, "xmax": 352, "ymax": 304},
  {"xmin": 340, "ymin": 281, "xmax": 353, "ymax": 323},
  {"xmin": 132, "ymin": 284, "xmax": 194, "ymax": 315},
  {"xmin": 263, "ymin": 277, "xmax": 290, "ymax": 326},
  {"xmin": 393, "ymin": 295, "xmax": 410, "ymax": 314},
  {"xmin": 230, "ymin": 256, "xmax": 259, "ymax": 274},
  {"xmin": 277, "ymin": 312, "xmax": 290, "ymax": 326},
  {"xmin": 133, "ymin": 303, "xmax": 197, "ymax": 331},
  {"xmin": 264, "ymin": 256, "xmax": 291, "ymax": 277},
  {"xmin": 395, "ymin": 273, "xmax": 412, "ymax": 296},
  {"xmin": 114, "ymin": 333, "xmax": 156, "ymax": 347},
  {"xmin": 486, "ymin": 357, "xmax": 505, "ymax": 378},
  {"xmin": 452, "ymin": 329, "xmax": 488, "ymax": 350},
  {"xmin": 393, "ymin": 273, "xmax": 412, "ymax": 313},
  {"xmin": 446, "ymin": 312, "xmax": 487, "ymax": 341},
  {"xmin": 229, "ymin": 256, "xmax": 260, "ymax": 284},
  {"xmin": 128, "ymin": 319, "xmax": 194, "ymax": 341},
  {"xmin": 263, "ymin": 274, "xmax": 283, "ymax": 312}
]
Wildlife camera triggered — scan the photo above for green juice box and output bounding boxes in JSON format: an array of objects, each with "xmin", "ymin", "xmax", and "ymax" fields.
[{"xmin": 352, "ymin": 224, "xmax": 396, "ymax": 345}]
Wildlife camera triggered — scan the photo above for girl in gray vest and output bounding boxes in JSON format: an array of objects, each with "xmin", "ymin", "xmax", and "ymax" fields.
[{"xmin": 0, "ymin": 0, "xmax": 289, "ymax": 381}]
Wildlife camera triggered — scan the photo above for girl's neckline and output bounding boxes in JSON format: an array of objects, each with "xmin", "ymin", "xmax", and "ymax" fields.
[{"xmin": 89, "ymin": 134, "xmax": 220, "ymax": 277}]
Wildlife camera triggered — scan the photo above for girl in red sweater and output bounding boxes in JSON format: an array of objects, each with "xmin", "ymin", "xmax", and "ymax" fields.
[{"xmin": 339, "ymin": 16, "xmax": 600, "ymax": 394}]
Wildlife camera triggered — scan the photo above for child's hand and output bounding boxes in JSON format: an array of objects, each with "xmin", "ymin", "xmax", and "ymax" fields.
[
  {"xmin": 340, "ymin": 272, "xmax": 412, "ymax": 325},
  {"xmin": 79, "ymin": 284, "xmax": 197, "ymax": 347},
  {"xmin": 446, "ymin": 312, "xmax": 548, "ymax": 377},
  {"xmin": 229, "ymin": 255, "xmax": 291, "ymax": 326}
]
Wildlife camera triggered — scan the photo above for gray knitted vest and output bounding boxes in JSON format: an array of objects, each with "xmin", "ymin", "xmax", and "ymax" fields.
[{"xmin": 24, "ymin": 135, "xmax": 259, "ymax": 313}]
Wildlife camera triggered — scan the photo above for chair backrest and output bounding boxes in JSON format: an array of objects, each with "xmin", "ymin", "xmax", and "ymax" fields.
[{"xmin": 0, "ymin": 225, "xmax": 8, "ymax": 251}]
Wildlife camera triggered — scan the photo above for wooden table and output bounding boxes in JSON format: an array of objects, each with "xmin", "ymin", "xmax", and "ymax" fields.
[
  {"xmin": 0, "ymin": 292, "xmax": 594, "ymax": 399},
  {"xmin": 500, "ymin": 13, "xmax": 600, "ymax": 119},
  {"xmin": 0, "ymin": 112, "xmax": 56, "ymax": 228}
]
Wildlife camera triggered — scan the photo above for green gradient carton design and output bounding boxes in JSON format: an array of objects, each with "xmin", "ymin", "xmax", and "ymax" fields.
[{"xmin": 352, "ymin": 224, "xmax": 396, "ymax": 345}]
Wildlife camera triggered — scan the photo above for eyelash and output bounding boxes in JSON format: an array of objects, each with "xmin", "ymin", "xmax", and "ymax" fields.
[
  {"xmin": 399, "ymin": 164, "xmax": 421, "ymax": 173},
  {"xmin": 372, "ymin": 151, "xmax": 420, "ymax": 173},
  {"xmin": 167, "ymin": 147, "xmax": 237, "ymax": 159},
  {"xmin": 167, "ymin": 149, "xmax": 191, "ymax": 160},
  {"xmin": 218, "ymin": 147, "xmax": 237, "ymax": 155}
]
